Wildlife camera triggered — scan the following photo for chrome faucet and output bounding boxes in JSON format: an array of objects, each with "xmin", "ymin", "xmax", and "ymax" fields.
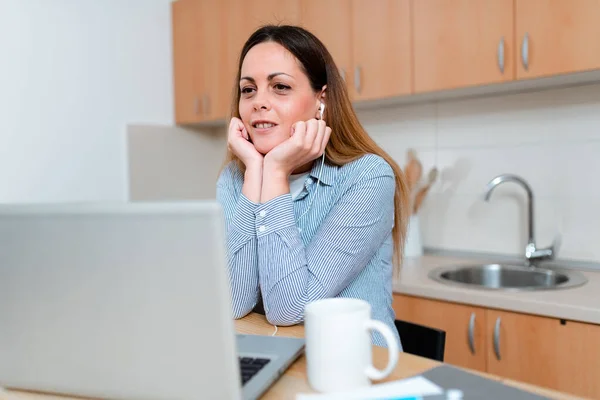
[{"xmin": 484, "ymin": 174, "xmax": 557, "ymax": 266}]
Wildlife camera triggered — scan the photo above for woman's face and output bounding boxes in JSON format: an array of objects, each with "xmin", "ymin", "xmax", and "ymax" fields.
[{"xmin": 238, "ymin": 41, "xmax": 322, "ymax": 155}]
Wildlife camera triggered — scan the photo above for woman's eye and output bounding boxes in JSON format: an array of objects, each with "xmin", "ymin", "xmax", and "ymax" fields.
[
  {"xmin": 274, "ymin": 83, "xmax": 290, "ymax": 91},
  {"xmin": 241, "ymin": 87, "xmax": 255, "ymax": 94}
]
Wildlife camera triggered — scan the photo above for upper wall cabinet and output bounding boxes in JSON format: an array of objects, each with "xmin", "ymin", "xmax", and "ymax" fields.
[
  {"xmin": 515, "ymin": 0, "xmax": 600, "ymax": 79},
  {"xmin": 172, "ymin": 0, "xmax": 600, "ymax": 126},
  {"xmin": 301, "ymin": 0, "xmax": 411, "ymax": 101},
  {"xmin": 301, "ymin": 0, "xmax": 352, "ymax": 91},
  {"xmin": 223, "ymin": 0, "xmax": 301, "ymax": 116},
  {"xmin": 172, "ymin": 0, "xmax": 226, "ymax": 124},
  {"xmin": 351, "ymin": 0, "xmax": 412, "ymax": 101},
  {"xmin": 172, "ymin": 0, "xmax": 201, "ymax": 124},
  {"xmin": 413, "ymin": 0, "xmax": 515, "ymax": 93}
]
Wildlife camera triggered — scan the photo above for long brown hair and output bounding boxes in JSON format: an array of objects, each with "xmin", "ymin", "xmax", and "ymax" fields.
[{"xmin": 224, "ymin": 25, "xmax": 410, "ymax": 271}]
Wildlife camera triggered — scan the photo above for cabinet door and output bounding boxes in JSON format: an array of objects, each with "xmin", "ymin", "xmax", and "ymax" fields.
[
  {"xmin": 172, "ymin": 0, "xmax": 203, "ymax": 124},
  {"xmin": 486, "ymin": 309, "xmax": 600, "ymax": 399},
  {"xmin": 224, "ymin": 0, "xmax": 301, "ymax": 116},
  {"xmin": 516, "ymin": 0, "xmax": 600, "ymax": 79},
  {"xmin": 392, "ymin": 294, "xmax": 487, "ymax": 372},
  {"xmin": 172, "ymin": 0, "xmax": 225, "ymax": 124},
  {"xmin": 413, "ymin": 0, "xmax": 514, "ymax": 93},
  {"xmin": 301, "ymin": 0, "xmax": 352, "ymax": 91},
  {"xmin": 351, "ymin": 0, "xmax": 411, "ymax": 101}
]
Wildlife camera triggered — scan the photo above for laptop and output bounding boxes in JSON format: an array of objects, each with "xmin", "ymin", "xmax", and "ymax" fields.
[{"xmin": 0, "ymin": 201, "xmax": 305, "ymax": 400}]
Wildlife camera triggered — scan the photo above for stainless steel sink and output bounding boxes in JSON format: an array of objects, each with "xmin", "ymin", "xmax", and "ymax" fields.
[{"xmin": 429, "ymin": 263, "xmax": 588, "ymax": 291}]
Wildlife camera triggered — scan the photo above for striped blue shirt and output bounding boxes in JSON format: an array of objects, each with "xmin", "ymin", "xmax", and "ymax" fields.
[{"xmin": 216, "ymin": 153, "xmax": 402, "ymax": 349}]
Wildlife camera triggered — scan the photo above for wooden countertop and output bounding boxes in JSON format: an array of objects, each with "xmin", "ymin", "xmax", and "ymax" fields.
[
  {"xmin": 2, "ymin": 313, "xmax": 586, "ymax": 400},
  {"xmin": 235, "ymin": 313, "xmax": 586, "ymax": 400}
]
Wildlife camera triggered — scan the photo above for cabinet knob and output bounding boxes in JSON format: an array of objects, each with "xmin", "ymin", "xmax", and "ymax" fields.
[
  {"xmin": 468, "ymin": 312, "xmax": 476, "ymax": 355},
  {"xmin": 521, "ymin": 32, "xmax": 530, "ymax": 71},
  {"xmin": 493, "ymin": 316, "xmax": 502, "ymax": 360},
  {"xmin": 497, "ymin": 36, "xmax": 505, "ymax": 74},
  {"xmin": 354, "ymin": 65, "xmax": 362, "ymax": 94}
]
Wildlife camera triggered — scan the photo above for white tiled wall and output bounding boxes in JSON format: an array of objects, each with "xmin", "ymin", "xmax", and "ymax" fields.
[{"xmin": 359, "ymin": 83, "xmax": 600, "ymax": 263}]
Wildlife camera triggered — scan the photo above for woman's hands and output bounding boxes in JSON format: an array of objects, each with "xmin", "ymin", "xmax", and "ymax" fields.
[
  {"xmin": 227, "ymin": 117, "xmax": 263, "ymax": 170},
  {"xmin": 264, "ymin": 119, "xmax": 331, "ymax": 178},
  {"xmin": 261, "ymin": 119, "xmax": 331, "ymax": 202},
  {"xmin": 228, "ymin": 116, "xmax": 332, "ymax": 203},
  {"xmin": 228, "ymin": 117, "xmax": 263, "ymax": 203}
]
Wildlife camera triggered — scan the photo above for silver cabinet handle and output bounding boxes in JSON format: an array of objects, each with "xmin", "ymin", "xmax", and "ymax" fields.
[
  {"xmin": 194, "ymin": 96, "xmax": 200, "ymax": 115},
  {"xmin": 493, "ymin": 317, "xmax": 502, "ymax": 360},
  {"xmin": 497, "ymin": 36, "xmax": 505, "ymax": 74},
  {"xmin": 202, "ymin": 94, "xmax": 209, "ymax": 116},
  {"xmin": 468, "ymin": 312, "xmax": 476, "ymax": 355},
  {"xmin": 354, "ymin": 65, "xmax": 361, "ymax": 94},
  {"xmin": 521, "ymin": 32, "xmax": 529, "ymax": 71},
  {"xmin": 340, "ymin": 68, "xmax": 346, "ymax": 82}
]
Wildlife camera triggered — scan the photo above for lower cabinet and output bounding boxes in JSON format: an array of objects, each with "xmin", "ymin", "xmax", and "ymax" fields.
[
  {"xmin": 392, "ymin": 294, "xmax": 600, "ymax": 399},
  {"xmin": 392, "ymin": 293, "xmax": 487, "ymax": 372}
]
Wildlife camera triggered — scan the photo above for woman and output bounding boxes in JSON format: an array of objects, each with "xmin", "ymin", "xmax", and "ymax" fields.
[{"xmin": 216, "ymin": 25, "xmax": 409, "ymax": 347}]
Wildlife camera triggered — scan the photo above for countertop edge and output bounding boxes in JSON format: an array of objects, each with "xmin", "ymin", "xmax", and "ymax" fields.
[
  {"xmin": 392, "ymin": 283, "xmax": 600, "ymax": 326},
  {"xmin": 391, "ymin": 252, "xmax": 600, "ymax": 326}
]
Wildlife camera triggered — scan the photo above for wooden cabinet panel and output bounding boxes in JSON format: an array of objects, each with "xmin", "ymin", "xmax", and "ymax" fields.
[
  {"xmin": 224, "ymin": 0, "xmax": 301, "ymax": 116},
  {"xmin": 172, "ymin": 0, "xmax": 225, "ymax": 124},
  {"xmin": 516, "ymin": 0, "xmax": 600, "ymax": 79},
  {"xmin": 172, "ymin": 0, "xmax": 202, "ymax": 124},
  {"xmin": 413, "ymin": 0, "xmax": 515, "ymax": 93},
  {"xmin": 486, "ymin": 309, "xmax": 600, "ymax": 399},
  {"xmin": 301, "ymin": 0, "xmax": 352, "ymax": 90},
  {"xmin": 393, "ymin": 294, "xmax": 487, "ymax": 372},
  {"xmin": 351, "ymin": 0, "xmax": 412, "ymax": 100},
  {"xmin": 199, "ymin": 0, "xmax": 226, "ymax": 121}
]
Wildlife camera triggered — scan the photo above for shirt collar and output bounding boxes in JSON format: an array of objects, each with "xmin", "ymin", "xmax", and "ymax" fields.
[{"xmin": 309, "ymin": 159, "xmax": 337, "ymax": 186}]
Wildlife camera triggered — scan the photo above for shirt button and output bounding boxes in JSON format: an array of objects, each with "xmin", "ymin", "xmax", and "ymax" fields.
[
  {"xmin": 258, "ymin": 225, "xmax": 266, "ymax": 233},
  {"xmin": 259, "ymin": 210, "xmax": 267, "ymax": 218}
]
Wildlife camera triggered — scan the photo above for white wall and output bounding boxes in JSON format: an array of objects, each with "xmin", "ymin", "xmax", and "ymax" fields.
[
  {"xmin": 0, "ymin": 0, "xmax": 174, "ymax": 203},
  {"xmin": 359, "ymin": 83, "xmax": 600, "ymax": 263}
]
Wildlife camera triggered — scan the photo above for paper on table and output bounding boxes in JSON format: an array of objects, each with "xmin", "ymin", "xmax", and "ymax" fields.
[{"xmin": 296, "ymin": 376, "xmax": 443, "ymax": 400}]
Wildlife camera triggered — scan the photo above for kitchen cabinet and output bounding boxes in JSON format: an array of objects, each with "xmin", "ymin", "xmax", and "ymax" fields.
[
  {"xmin": 300, "ymin": 0, "xmax": 352, "ymax": 89},
  {"xmin": 393, "ymin": 294, "xmax": 600, "ymax": 399},
  {"xmin": 171, "ymin": 0, "xmax": 600, "ymax": 126},
  {"xmin": 392, "ymin": 294, "xmax": 487, "ymax": 372},
  {"xmin": 515, "ymin": 0, "xmax": 600, "ymax": 79},
  {"xmin": 224, "ymin": 0, "xmax": 301, "ymax": 116},
  {"xmin": 486, "ymin": 309, "xmax": 600, "ymax": 399},
  {"xmin": 172, "ymin": 0, "xmax": 225, "ymax": 124},
  {"xmin": 412, "ymin": 0, "xmax": 515, "ymax": 93},
  {"xmin": 351, "ymin": 0, "xmax": 411, "ymax": 100},
  {"xmin": 172, "ymin": 0, "xmax": 300, "ymax": 124},
  {"xmin": 302, "ymin": 0, "xmax": 411, "ymax": 101}
]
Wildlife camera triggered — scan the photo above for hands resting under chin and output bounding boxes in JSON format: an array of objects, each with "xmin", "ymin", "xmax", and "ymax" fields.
[{"xmin": 227, "ymin": 117, "xmax": 332, "ymax": 177}]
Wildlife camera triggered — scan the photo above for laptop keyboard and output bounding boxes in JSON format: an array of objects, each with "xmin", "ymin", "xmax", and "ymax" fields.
[{"xmin": 239, "ymin": 356, "xmax": 271, "ymax": 385}]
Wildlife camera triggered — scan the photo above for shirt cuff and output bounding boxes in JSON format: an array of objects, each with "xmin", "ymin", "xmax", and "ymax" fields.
[
  {"xmin": 255, "ymin": 194, "xmax": 296, "ymax": 237},
  {"xmin": 232, "ymin": 193, "xmax": 259, "ymax": 237}
]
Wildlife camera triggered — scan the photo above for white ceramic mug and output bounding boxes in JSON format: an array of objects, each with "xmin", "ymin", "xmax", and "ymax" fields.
[{"xmin": 304, "ymin": 298, "xmax": 399, "ymax": 393}]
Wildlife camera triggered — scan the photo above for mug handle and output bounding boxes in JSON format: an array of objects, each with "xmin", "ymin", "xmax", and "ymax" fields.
[{"xmin": 363, "ymin": 319, "xmax": 399, "ymax": 381}]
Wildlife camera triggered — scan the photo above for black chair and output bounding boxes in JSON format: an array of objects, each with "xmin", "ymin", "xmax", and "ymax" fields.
[{"xmin": 394, "ymin": 319, "xmax": 446, "ymax": 362}]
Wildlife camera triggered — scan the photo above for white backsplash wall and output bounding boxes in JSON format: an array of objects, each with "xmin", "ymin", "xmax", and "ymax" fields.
[
  {"xmin": 127, "ymin": 125, "xmax": 227, "ymax": 201},
  {"xmin": 358, "ymin": 83, "xmax": 600, "ymax": 263}
]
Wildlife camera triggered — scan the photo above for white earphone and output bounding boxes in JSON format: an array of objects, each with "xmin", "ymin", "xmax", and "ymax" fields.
[{"xmin": 299, "ymin": 101, "xmax": 327, "ymax": 222}]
